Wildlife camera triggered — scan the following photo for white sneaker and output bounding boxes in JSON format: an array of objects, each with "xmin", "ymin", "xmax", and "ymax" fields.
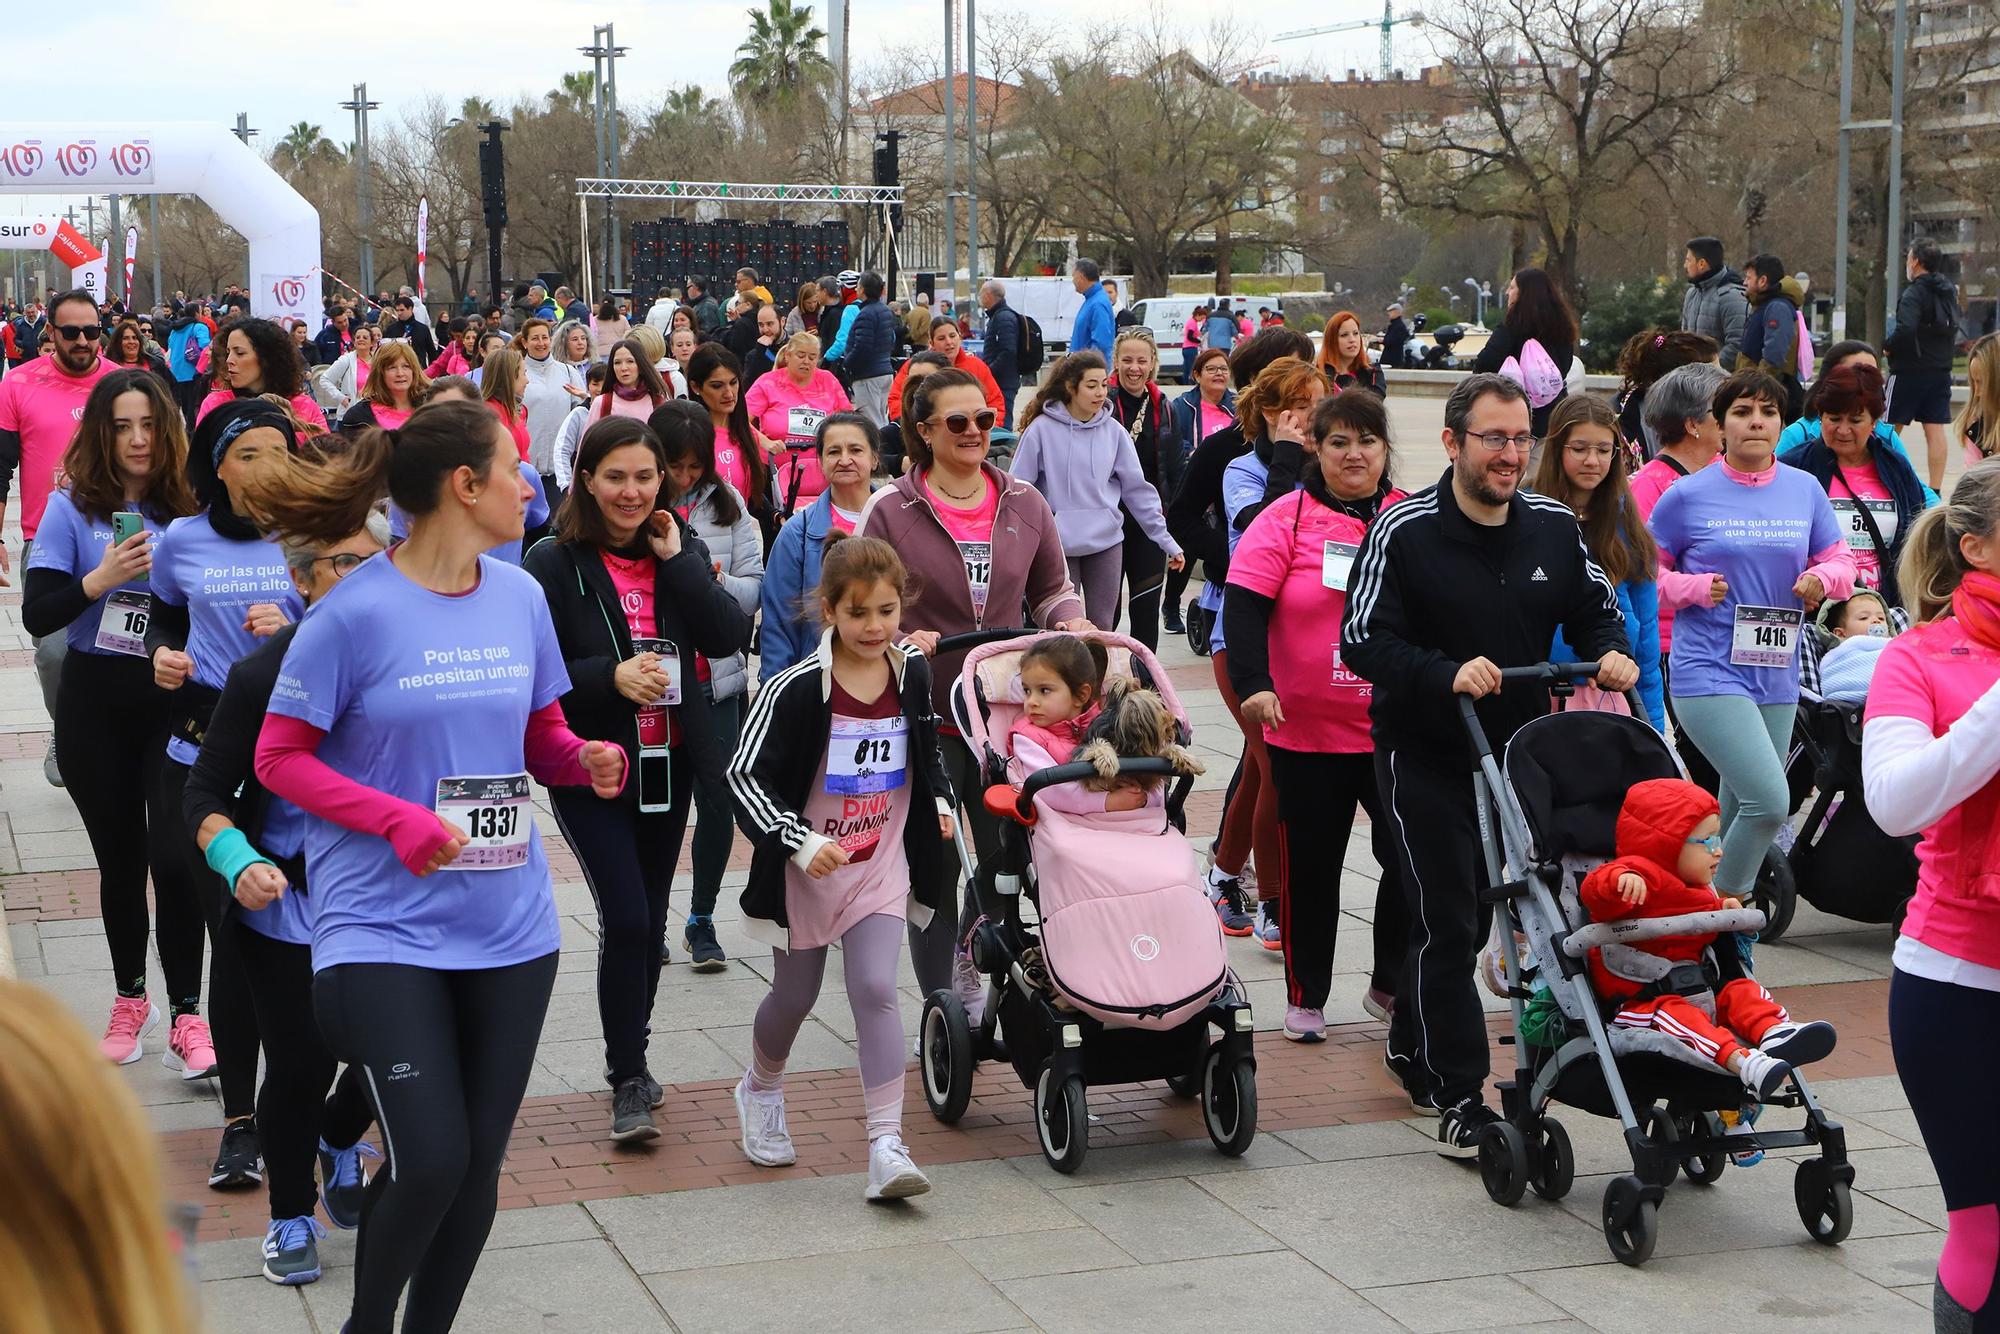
[
  {"xmin": 1759, "ymin": 1020, "xmax": 1837, "ymax": 1068},
  {"xmin": 865, "ymin": 1135, "xmax": 931, "ymax": 1201},
  {"xmin": 733, "ymin": 1073, "xmax": 797, "ymax": 1166},
  {"xmin": 954, "ymin": 951, "xmax": 987, "ymax": 1028},
  {"xmin": 1736, "ymin": 1048, "xmax": 1791, "ymax": 1100}
]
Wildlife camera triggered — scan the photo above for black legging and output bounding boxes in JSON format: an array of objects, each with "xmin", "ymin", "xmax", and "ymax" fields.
[
  {"xmin": 234, "ymin": 920, "xmax": 374, "ymax": 1220},
  {"xmin": 1891, "ymin": 967, "xmax": 2000, "ymax": 1330},
  {"xmin": 914, "ymin": 734, "xmax": 1003, "ymax": 999},
  {"xmin": 55, "ymin": 650, "xmax": 206, "ymax": 1007},
  {"xmin": 314, "ymin": 953, "xmax": 558, "ymax": 1334},
  {"xmin": 159, "ymin": 757, "xmax": 259, "ymax": 1118},
  {"xmin": 1119, "ymin": 511, "xmax": 1166, "ymax": 652},
  {"xmin": 549, "ymin": 756, "xmax": 693, "ymax": 1088},
  {"xmin": 1265, "ymin": 745, "xmax": 1408, "ymax": 1009}
]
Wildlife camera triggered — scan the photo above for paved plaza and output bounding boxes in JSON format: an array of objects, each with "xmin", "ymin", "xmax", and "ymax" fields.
[{"xmin": 0, "ymin": 396, "xmax": 1959, "ymax": 1331}]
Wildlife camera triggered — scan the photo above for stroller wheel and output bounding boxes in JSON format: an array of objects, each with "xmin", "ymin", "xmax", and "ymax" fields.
[
  {"xmin": 1794, "ymin": 1158, "xmax": 1854, "ymax": 1245},
  {"xmin": 1477, "ymin": 1121, "xmax": 1530, "ymax": 1206},
  {"xmin": 920, "ymin": 990, "xmax": 975, "ymax": 1124},
  {"xmin": 1530, "ymin": 1117, "xmax": 1575, "ymax": 1201},
  {"xmin": 1201, "ymin": 1044, "xmax": 1258, "ymax": 1157},
  {"xmin": 1602, "ymin": 1175, "xmax": 1659, "ymax": 1267},
  {"xmin": 1035, "ymin": 1067, "xmax": 1089, "ymax": 1174},
  {"xmin": 1679, "ymin": 1113, "xmax": 1728, "ymax": 1186},
  {"xmin": 1750, "ymin": 845, "xmax": 1799, "ymax": 944}
]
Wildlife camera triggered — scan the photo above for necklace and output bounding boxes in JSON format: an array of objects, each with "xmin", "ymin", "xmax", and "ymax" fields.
[{"xmin": 932, "ymin": 472, "xmax": 983, "ymax": 502}]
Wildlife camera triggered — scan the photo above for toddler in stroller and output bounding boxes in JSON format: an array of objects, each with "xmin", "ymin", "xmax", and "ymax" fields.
[
  {"xmin": 1581, "ymin": 778, "xmax": 1838, "ymax": 1099},
  {"xmin": 917, "ymin": 629, "xmax": 1257, "ymax": 1175}
]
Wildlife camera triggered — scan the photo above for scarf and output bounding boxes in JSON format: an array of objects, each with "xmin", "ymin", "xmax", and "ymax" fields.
[
  {"xmin": 613, "ymin": 383, "xmax": 652, "ymax": 401},
  {"xmin": 1012, "ymin": 698, "xmax": 1103, "ymax": 766},
  {"xmin": 1952, "ymin": 570, "xmax": 2000, "ymax": 652}
]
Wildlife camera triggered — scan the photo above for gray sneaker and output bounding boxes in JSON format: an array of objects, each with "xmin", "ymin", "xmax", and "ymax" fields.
[
  {"xmin": 43, "ymin": 736, "xmax": 62, "ymax": 788},
  {"xmin": 610, "ymin": 1076, "xmax": 661, "ymax": 1142}
]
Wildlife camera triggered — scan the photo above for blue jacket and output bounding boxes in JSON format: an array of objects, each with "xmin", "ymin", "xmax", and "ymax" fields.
[
  {"xmin": 758, "ymin": 488, "xmax": 868, "ymax": 682},
  {"xmin": 167, "ymin": 319, "xmax": 211, "ymax": 384},
  {"xmin": 1553, "ymin": 576, "xmax": 1664, "ymax": 731},
  {"xmin": 1168, "ymin": 388, "xmax": 1236, "ymax": 471},
  {"xmin": 1071, "ymin": 282, "xmax": 1114, "ymax": 360},
  {"xmin": 1777, "ymin": 417, "xmax": 1938, "ymax": 505},
  {"xmin": 841, "ymin": 299, "xmax": 897, "ymax": 380},
  {"xmin": 1779, "ymin": 433, "xmax": 1933, "ymax": 606}
]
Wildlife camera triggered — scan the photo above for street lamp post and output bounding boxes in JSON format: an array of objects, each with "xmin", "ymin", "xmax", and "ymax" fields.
[
  {"xmin": 582, "ymin": 25, "xmax": 629, "ymax": 296},
  {"xmin": 341, "ymin": 84, "xmax": 382, "ymax": 294}
]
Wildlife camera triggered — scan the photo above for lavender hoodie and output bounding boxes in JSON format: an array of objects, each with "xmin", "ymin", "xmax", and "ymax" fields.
[{"xmin": 1010, "ymin": 400, "xmax": 1184, "ymax": 559}]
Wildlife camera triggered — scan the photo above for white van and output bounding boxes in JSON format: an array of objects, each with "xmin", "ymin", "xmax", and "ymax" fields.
[{"xmin": 1126, "ymin": 295, "xmax": 1277, "ymax": 381}]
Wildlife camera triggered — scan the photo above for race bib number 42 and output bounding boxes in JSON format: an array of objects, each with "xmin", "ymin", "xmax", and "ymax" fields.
[
  {"xmin": 435, "ymin": 773, "xmax": 534, "ymax": 870},
  {"xmin": 1730, "ymin": 605, "xmax": 1802, "ymax": 669}
]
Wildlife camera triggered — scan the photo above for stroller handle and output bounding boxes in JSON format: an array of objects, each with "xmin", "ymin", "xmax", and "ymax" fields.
[
  {"xmin": 1015, "ymin": 757, "xmax": 1179, "ymax": 820},
  {"xmin": 1455, "ymin": 661, "xmax": 1646, "ymax": 760},
  {"xmin": 934, "ymin": 628, "xmax": 1038, "ymax": 656}
]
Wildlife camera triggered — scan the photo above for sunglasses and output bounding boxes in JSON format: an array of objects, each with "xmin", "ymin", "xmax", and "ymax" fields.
[
  {"xmin": 54, "ymin": 323, "xmax": 103, "ymax": 341},
  {"xmin": 927, "ymin": 409, "xmax": 997, "ymax": 435}
]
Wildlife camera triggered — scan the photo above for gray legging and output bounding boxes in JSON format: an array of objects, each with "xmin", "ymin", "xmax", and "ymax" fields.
[
  {"xmin": 1668, "ymin": 693, "xmax": 1796, "ymax": 896},
  {"xmin": 1066, "ymin": 547, "xmax": 1124, "ymax": 631},
  {"xmin": 752, "ymin": 912, "xmax": 908, "ymax": 1139}
]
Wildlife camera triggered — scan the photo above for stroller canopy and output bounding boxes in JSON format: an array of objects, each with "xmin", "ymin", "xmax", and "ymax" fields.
[{"xmin": 1504, "ymin": 713, "xmax": 1682, "ymax": 864}]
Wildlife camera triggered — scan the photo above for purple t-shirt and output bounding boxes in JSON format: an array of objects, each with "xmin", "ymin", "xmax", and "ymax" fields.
[
  {"xmin": 1650, "ymin": 462, "xmax": 1844, "ymax": 706},
  {"xmin": 24, "ymin": 490, "xmax": 170, "ymax": 656},
  {"xmin": 267, "ymin": 553, "xmax": 571, "ymax": 970},
  {"xmin": 150, "ymin": 514, "xmax": 303, "ymax": 764}
]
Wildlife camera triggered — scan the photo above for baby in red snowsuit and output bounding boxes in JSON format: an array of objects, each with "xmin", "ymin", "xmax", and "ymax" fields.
[{"xmin": 1579, "ymin": 778, "xmax": 1838, "ymax": 1098}]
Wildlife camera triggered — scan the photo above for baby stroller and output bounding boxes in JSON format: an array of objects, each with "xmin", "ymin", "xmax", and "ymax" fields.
[
  {"xmin": 917, "ymin": 629, "xmax": 1257, "ymax": 1174},
  {"xmin": 1780, "ymin": 685, "xmax": 1919, "ymax": 935},
  {"xmin": 1466, "ymin": 663, "xmax": 1854, "ymax": 1266}
]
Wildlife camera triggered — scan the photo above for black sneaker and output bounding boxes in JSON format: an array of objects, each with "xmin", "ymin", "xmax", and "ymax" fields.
[
  {"xmin": 1382, "ymin": 1048, "xmax": 1439, "ymax": 1118},
  {"xmin": 317, "ymin": 1138, "xmax": 378, "ymax": 1230},
  {"xmin": 1164, "ymin": 608, "xmax": 1186, "ymax": 634},
  {"xmin": 1435, "ymin": 1096, "xmax": 1500, "ymax": 1159},
  {"xmin": 683, "ymin": 917, "xmax": 727, "ymax": 973},
  {"xmin": 210, "ymin": 1119, "xmax": 264, "ymax": 1189},
  {"xmin": 610, "ymin": 1076, "xmax": 661, "ymax": 1143}
]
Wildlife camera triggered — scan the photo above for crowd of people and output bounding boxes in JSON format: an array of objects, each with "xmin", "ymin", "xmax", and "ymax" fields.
[{"xmin": 0, "ymin": 236, "xmax": 1994, "ymax": 1334}]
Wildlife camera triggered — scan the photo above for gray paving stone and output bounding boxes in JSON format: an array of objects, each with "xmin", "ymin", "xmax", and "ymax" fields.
[
  {"xmin": 1811, "ymin": 1074, "xmax": 1914, "ymax": 1115},
  {"xmin": 948, "ymin": 1226, "xmax": 1138, "ymax": 1281},
  {"xmin": 1828, "ymin": 1229, "xmax": 1946, "ymax": 1290},
  {"xmin": 1866, "ymin": 1183, "xmax": 1949, "ymax": 1229},
  {"xmin": 589, "ymin": 1158, "xmax": 1080, "ymax": 1274},
  {"xmin": 1357, "ymin": 1274, "xmax": 1572, "ymax": 1333},
  {"xmin": 1518, "ymin": 1244, "xmax": 1926, "ymax": 1332},
  {"xmin": 1004, "ymin": 1131, "xmax": 1309, "ymax": 1185},
  {"xmin": 1273, "ymin": 1118, "xmax": 1442, "ymax": 1163},
  {"xmin": 299, "ymin": 1236, "xmax": 670, "ymax": 1332},
  {"xmin": 1199, "ymin": 1155, "xmax": 1608, "ymax": 1287},
  {"xmin": 1551, "ymin": 1163, "xmax": 1930, "ymax": 1260},
  {"xmin": 648, "ymin": 1241, "xmax": 1026, "ymax": 1334},
  {"xmin": 196, "ymin": 1275, "xmax": 315, "ymax": 1334},
  {"xmin": 998, "ymin": 1249, "xmax": 1398, "ymax": 1334},
  {"xmin": 1052, "ymin": 1176, "xmax": 1284, "ymax": 1263},
  {"xmin": 707, "ymin": 1016, "xmax": 858, "ymax": 1074},
  {"xmin": 1845, "ymin": 1144, "xmax": 1942, "ymax": 1191}
]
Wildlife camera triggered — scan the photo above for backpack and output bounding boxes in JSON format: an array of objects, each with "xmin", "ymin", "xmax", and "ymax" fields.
[
  {"xmin": 1499, "ymin": 338, "xmax": 1566, "ymax": 409},
  {"xmin": 1018, "ymin": 311, "xmax": 1045, "ymax": 375},
  {"xmin": 1796, "ymin": 310, "xmax": 1816, "ymax": 384}
]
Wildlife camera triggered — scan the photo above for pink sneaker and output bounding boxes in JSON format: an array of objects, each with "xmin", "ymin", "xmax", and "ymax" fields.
[
  {"xmin": 165, "ymin": 1014, "xmax": 219, "ymax": 1081},
  {"xmin": 100, "ymin": 995, "xmax": 160, "ymax": 1065}
]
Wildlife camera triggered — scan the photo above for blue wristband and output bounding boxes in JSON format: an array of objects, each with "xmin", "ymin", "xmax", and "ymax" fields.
[{"xmin": 204, "ymin": 826, "xmax": 275, "ymax": 893}]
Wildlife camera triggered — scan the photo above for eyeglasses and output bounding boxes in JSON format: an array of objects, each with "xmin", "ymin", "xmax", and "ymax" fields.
[
  {"xmin": 1463, "ymin": 431, "xmax": 1537, "ymax": 454},
  {"xmin": 1685, "ymin": 833, "xmax": 1723, "ymax": 854},
  {"xmin": 1563, "ymin": 443, "xmax": 1615, "ymax": 460},
  {"xmin": 309, "ymin": 552, "xmax": 368, "ymax": 577},
  {"xmin": 54, "ymin": 323, "xmax": 103, "ymax": 341},
  {"xmin": 928, "ymin": 409, "xmax": 997, "ymax": 435}
]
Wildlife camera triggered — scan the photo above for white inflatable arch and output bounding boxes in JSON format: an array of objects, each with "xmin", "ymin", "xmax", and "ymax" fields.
[{"xmin": 0, "ymin": 123, "xmax": 320, "ymax": 324}]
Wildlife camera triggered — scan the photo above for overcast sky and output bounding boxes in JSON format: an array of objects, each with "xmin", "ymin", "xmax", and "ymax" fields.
[{"xmin": 0, "ymin": 0, "xmax": 1417, "ymax": 218}]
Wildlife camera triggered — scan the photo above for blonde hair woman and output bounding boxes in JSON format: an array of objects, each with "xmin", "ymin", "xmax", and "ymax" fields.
[
  {"xmin": 0, "ymin": 977, "xmax": 196, "ymax": 1334},
  {"xmin": 744, "ymin": 330, "xmax": 854, "ymax": 516},
  {"xmin": 627, "ymin": 322, "xmax": 686, "ymax": 398},
  {"xmin": 342, "ymin": 340, "xmax": 431, "ymax": 433},
  {"xmin": 1957, "ymin": 333, "xmax": 1998, "ymax": 465}
]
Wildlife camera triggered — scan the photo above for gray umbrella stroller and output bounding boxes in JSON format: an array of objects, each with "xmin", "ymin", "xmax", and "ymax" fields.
[{"xmin": 1464, "ymin": 663, "xmax": 1856, "ymax": 1266}]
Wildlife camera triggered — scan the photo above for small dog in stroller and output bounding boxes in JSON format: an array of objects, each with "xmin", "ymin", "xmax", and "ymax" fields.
[
  {"xmin": 917, "ymin": 629, "xmax": 1259, "ymax": 1174},
  {"xmin": 1460, "ymin": 662, "xmax": 1856, "ymax": 1266}
]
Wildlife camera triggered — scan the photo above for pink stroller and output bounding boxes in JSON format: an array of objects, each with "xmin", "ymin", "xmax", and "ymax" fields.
[{"xmin": 917, "ymin": 629, "xmax": 1257, "ymax": 1174}]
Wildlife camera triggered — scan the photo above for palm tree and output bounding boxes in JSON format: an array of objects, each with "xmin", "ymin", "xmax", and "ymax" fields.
[
  {"xmin": 274, "ymin": 122, "xmax": 342, "ymax": 173},
  {"xmin": 550, "ymin": 70, "xmax": 597, "ymax": 111},
  {"xmin": 729, "ymin": 0, "xmax": 834, "ymax": 103}
]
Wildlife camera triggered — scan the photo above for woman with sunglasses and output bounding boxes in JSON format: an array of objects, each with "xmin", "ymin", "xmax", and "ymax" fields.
[
  {"xmin": 857, "ymin": 367, "xmax": 1089, "ymax": 1009},
  {"xmin": 1010, "ymin": 350, "xmax": 1184, "ymax": 631}
]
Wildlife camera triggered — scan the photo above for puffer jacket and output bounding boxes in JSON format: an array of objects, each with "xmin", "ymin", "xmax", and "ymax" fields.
[
  {"xmin": 1009, "ymin": 400, "xmax": 1182, "ymax": 559},
  {"xmin": 1681, "ymin": 266, "xmax": 1748, "ymax": 369},
  {"xmin": 1885, "ymin": 271, "xmax": 1960, "ymax": 375},
  {"xmin": 678, "ymin": 479, "xmax": 765, "ymax": 701}
]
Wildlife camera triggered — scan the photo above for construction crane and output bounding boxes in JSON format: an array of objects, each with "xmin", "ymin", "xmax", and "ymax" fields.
[{"xmin": 1274, "ymin": 2, "xmax": 1424, "ymax": 82}]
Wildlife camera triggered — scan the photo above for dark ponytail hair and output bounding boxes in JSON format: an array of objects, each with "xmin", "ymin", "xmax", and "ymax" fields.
[
  {"xmin": 238, "ymin": 400, "xmax": 505, "ymax": 545},
  {"xmin": 649, "ymin": 399, "xmax": 743, "ymax": 526}
]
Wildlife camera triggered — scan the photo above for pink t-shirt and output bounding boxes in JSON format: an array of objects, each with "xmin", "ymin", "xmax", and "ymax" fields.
[
  {"xmin": 1633, "ymin": 455, "xmax": 1706, "ymax": 652},
  {"xmin": 372, "ymin": 404, "xmax": 413, "ymax": 431},
  {"xmin": 1867, "ymin": 617, "xmax": 2000, "ymax": 969},
  {"xmin": 1198, "ymin": 399, "xmax": 1233, "ymax": 445},
  {"xmin": 195, "ymin": 388, "xmax": 332, "ymax": 434},
  {"xmin": 601, "ymin": 549, "xmax": 677, "ymax": 748},
  {"xmin": 713, "ymin": 426, "xmax": 754, "ymax": 501},
  {"xmin": 921, "ymin": 472, "xmax": 1000, "ymax": 617},
  {"xmin": 0, "ymin": 355, "xmax": 113, "ymax": 537},
  {"xmin": 588, "ymin": 391, "xmax": 663, "ymax": 425},
  {"xmin": 1226, "ymin": 490, "xmax": 1374, "ymax": 753},
  {"xmin": 751, "ymin": 371, "xmax": 852, "ymax": 511},
  {"xmin": 1824, "ymin": 458, "xmax": 1897, "ymax": 587},
  {"xmin": 787, "ymin": 677, "xmax": 913, "ymax": 949}
]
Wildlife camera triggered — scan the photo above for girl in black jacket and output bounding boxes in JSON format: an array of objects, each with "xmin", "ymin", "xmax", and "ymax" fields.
[
  {"xmin": 725, "ymin": 533, "xmax": 954, "ymax": 1202},
  {"xmin": 522, "ymin": 416, "xmax": 752, "ymax": 1142}
]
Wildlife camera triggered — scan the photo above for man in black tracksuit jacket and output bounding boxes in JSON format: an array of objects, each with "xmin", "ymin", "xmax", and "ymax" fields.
[{"xmin": 1341, "ymin": 373, "xmax": 1636, "ymax": 1154}]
